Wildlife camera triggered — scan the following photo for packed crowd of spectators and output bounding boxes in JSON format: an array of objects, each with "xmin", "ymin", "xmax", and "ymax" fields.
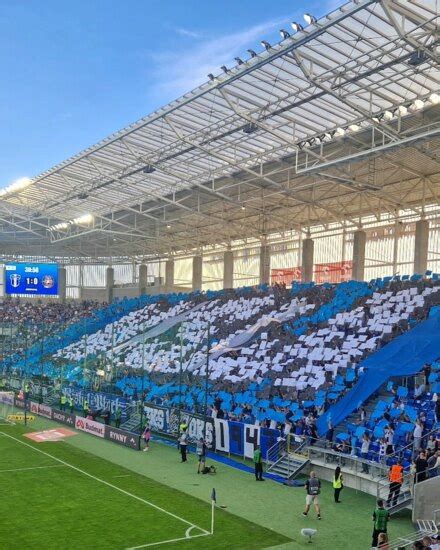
[{"xmin": 0, "ymin": 298, "xmax": 102, "ymax": 359}]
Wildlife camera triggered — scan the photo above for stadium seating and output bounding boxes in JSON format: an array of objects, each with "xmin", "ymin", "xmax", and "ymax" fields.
[{"xmin": 1, "ymin": 275, "xmax": 439, "ymax": 459}]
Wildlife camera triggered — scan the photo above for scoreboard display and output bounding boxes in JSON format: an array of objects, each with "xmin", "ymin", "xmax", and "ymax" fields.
[{"xmin": 5, "ymin": 263, "xmax": 59, "ymax": 296}]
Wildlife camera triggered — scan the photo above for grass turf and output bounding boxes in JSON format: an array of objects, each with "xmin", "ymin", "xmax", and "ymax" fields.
[
  {"xmin": 0, "ymin": 415, "xmax": 414, "ymax": 549},
  {"xmin": 0, "ymin": 423, "xmax": 290, "ymax": 549}
]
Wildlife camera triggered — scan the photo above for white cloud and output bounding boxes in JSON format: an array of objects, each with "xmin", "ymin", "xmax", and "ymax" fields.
[
  {"xmin": 174, "ymin": 27, "xmax": 204, "ymax": 39},
  {"xmin": 146, "ymin": 0, "xmax": 345, "ymax": 105},
  {"xmin": 147, "ymin": 16, "xmax": 290, "ymax": 102}
]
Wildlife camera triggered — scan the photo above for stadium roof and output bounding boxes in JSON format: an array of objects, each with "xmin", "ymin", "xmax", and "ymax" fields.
[{"xmin": 0, "ymin": 0, "xmax": 439, "ymax": 262}]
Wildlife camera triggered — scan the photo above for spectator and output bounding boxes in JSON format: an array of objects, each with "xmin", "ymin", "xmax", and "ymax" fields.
[
  {"xmin": 423, "ymin": 363, "xmax": 431, "ymax": 386},
  {"xmin": 253, "ymin": 445, "xmax": 264, "ymax": 481},
  {"xmin": 387, "ymin": 459, "xmax": 403, "ymax": 508},
  {"xmin": 377, "ymin": 532, "xmax": 389, "ymax": 549},
  {"xmin": 413, "ymin": 420, "xmax": 423, "ymax": 452},
  {"xmin": 427, "ymin": 451, "xmax": 440, "ymax": 478},
  {"xmin": 385, "ymin": 426, "xmax": 395, "ymax": 456},
  {"xmin": 372, "ymin": 499, "xmax": 390, "ymax": 548},
  {"xmin": 361, "ymin": 433, "xmax": 371, "ymax": 474},
  {"xmin": 333, "ymin": 466, "xmax": 343, "ymax": 503},
  {"xmin": 415, "ymin": 451, "xmax": 428, "ymax": 483},
  {"xmin": 302, "ymin": 471, "xmax": 321, "ymax": 520}
]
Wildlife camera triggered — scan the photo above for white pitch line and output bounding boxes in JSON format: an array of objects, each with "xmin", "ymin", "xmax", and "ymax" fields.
[
  {"xmin": 0, "ymin": 464, "xmax": 66, "ymax": 474},
  {"xmin": 0, "ymin": 431, "xmax": 209, "ymax": 537},
  {"xmin": 126, "ymin": 533, "xmax": 210, "ymax": 549}
]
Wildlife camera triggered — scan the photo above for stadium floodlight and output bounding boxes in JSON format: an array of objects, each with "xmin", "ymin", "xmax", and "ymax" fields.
[
  {"xmin": 410, "ymin": 99, "xmax": 424, "ymax": 111},
  {"xmin": 397, "ymin": 105, "xmax": 408, "ymax": 116},
  {"xmin": 348, "ymin": 124, "xmax": 360, "ymax": 132},
  {"xmin": 335, "ymin": 127, "xmax": 345, "ymax": 137},
  {"xmin": 234, "ymin": 57, "xmax": 244, "ymax": 65},
  {"xmin": 261, "ymin": 40, "xmax": 271, "ymax": 51},
  {"xmin": 143, "ymin": 164, "xmax": 156, "ymax": 174},
  {"xmin": 50, "ymin": 222, "xmax": 70, "ymax": 231},
  {"xmin": 243, "ymin": 122, "xmax": 258, "ymax": 134},
  {"xmin": 247, "ymin": 49, "xmax": 258, "ymax": 58},
  {"xmin": 383, "ymin": 110, "xmax": 394, "ymax": 121},
  {"xmin": 72, "ymin": 214, "xmax": 94, "ymax": 225},
  {"xmin": 291, "ymin": 22, "xmax": 304, "ymax": 32},
  {"xmin": 429, "ymin": 93, "xmax": 440, "ymax": 105},
  {"xmin": 0, "ymin": 176, "xmax": 32, "ymax": 197},
  {"xmin": 280, "ymin": 29, "xmax": 291, "ymax": 40},
  {"xmin": 220, "ymin": 65, "xmax": 229, "ymax": 73},
  {"xmin": 207, "ymin": 73, "xmax": 215, "ymax": 81},
  {"xmin": 304, "ymin": 13, "xmax": 317, "ymax": 25}
]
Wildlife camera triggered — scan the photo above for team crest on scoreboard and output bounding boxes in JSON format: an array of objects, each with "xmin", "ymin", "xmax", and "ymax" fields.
[
  {"xmin": 42, "ymin": 275, "xmax": 55, "ymax": 289},
  {"xmin": 9, "ymin": 274, "xmax": 21, "ymax": 288}
]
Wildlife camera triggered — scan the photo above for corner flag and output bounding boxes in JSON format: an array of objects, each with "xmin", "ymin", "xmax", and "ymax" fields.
[{"xmin": 211, "ymin": 488, "xmax": 216, "ymax": 503}]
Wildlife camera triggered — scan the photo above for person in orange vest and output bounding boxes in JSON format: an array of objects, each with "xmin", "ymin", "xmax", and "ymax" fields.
[{"xmin": 387, "ymin": 459, "xmax": 404, "ymax": 508}]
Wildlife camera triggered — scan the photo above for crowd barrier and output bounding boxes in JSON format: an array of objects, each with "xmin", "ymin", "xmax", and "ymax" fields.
[{"xmin": 12, "ymin": 396, "xmax": 140, "ymax": 450}]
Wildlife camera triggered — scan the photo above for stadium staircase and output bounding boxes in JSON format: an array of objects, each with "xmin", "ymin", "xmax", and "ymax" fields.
[
  {"xmin": 266, "ymin": 438, "xmax": 310, "ymax": 481},
  {"xmin": 43, "ymin": 388, "xmax": 60, "ymax": 407},
  {"xmin": 376, "ymin": 470, "xmax": 413, "ymax": 515}
]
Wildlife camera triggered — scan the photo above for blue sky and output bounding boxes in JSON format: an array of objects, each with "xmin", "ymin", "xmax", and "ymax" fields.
[{"xmin": 0, "ymin": 0, "xmax": 341, "ymax": 187}]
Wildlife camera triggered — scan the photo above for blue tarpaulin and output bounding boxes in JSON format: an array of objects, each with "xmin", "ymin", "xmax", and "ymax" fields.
[{"xmin": 317, "ymin": 309, "xmax": 440, "ymax": 436}]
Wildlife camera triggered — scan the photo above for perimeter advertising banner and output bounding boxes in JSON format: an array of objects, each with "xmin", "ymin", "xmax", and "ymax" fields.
[
  {"xmin": 75, "ymin": 417, "xmax": 106, "ymax": 438},
  {"xmin": 5, "ymin": 263, "xmax": 58, "ymax": 296},
  {"xmin": 105, "ymin": 426, "xmax": 139, "ymax": 450},
  {"xmin": 52, "ymin": 409, "xmax": 76, "ymax": 427}
]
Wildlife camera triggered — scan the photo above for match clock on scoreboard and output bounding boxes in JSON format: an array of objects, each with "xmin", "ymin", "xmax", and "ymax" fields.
[{"xmin": 5, "ymin": 263, "xmax": 59, "ymax": 296}]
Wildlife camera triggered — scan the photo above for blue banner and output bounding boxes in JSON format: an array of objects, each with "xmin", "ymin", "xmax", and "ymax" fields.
[{"xmin": 5, "ymin": 262, "xmax": 58, "ymax": 296}]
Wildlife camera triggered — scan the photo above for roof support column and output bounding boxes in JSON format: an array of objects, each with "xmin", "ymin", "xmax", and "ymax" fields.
[
  {"xmin": 106, "ymin": 267, "xmax": 114, "ymax": 304},
  {"xmin": 414, "ymin": 219, "xmax": 429, "ymax": 275},
  {"xmin": 165, "ymin": 259, "xmax": 174, "ymax": 293},
  {"xmin": 223, "ymin": 249, "xmax": 234, "ymax": 289},
  {"xmin": 58, "ymin": 267, "xmax": 66, "ymax": 303},
  {"xmin": 139, "ymin": 264, "xmax": 148, "ymax": 296},
  {"xmin": 352, "ymin": 230, "xmax": 366, "ymax": 281},
  {"xmin": 259, "ymin": 240, "xmax": 271, "ymax": 285},
  {"xmin": 301, "ymin": 238, "xmax": 314, "ymax": 282},
  {"xmin": 192, "ymin": 255, "xmax": 203, "ymax": 292}
]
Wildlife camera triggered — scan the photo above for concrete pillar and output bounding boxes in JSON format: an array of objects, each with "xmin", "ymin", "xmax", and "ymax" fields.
[
  {"xmin": 352, "ymin": 230, "xmax": 366, "ymax": 281},
  {"xmin": 192, "ymin": 255, "xmax": 203, "ymax": 292},
  {"xmin": 165, "ymin": 259, "xmax": 174, "ymax": 293},
  {"xmin": 106, "ymin": 267, "xmax": 114, "ymax": 303},
  {"xmin": 259, "ymin": 244, "xmax": 271, "ymax": 285},
  {"xmin": 301, "ymin": 238, "xmax": 314, "ymax": 282},
  {"xmin": 58, "ymin": 267, "xmax": 66, "ymax": 303},
  {"xmin": 414, "ymin": 219, "xmax": 429, "ymax": 275},
  {"xmin": 139, "ymin": 264, "xmax": 148, "ymax": 295},
  {"xmin": 223, "ymin": 250, "xmax": 234, "ymax": 289}
]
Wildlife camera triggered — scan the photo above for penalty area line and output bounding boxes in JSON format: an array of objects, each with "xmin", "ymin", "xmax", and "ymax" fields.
[{"xmin": 0, "ymin": 431, "xmax": 210, "ymax": 537}]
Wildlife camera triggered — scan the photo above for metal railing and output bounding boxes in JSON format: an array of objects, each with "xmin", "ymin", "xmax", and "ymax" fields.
[
  {"xmin": 387, "ymin": 511, "xmax": 439, "ymax": 549},
  {"xmin": 376, "ymin": 470, "xmax": 413, "ymax": 510}
]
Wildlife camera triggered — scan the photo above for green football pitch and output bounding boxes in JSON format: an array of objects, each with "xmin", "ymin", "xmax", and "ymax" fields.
[{"xmin": 0, "ymin": 417, "xmax": 414, "ymax": 549}]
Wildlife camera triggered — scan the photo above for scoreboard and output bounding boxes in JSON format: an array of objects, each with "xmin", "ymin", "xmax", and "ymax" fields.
[{"xmin": 5, "ymin": 263, "xmax": 59, "ymax": 296}]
